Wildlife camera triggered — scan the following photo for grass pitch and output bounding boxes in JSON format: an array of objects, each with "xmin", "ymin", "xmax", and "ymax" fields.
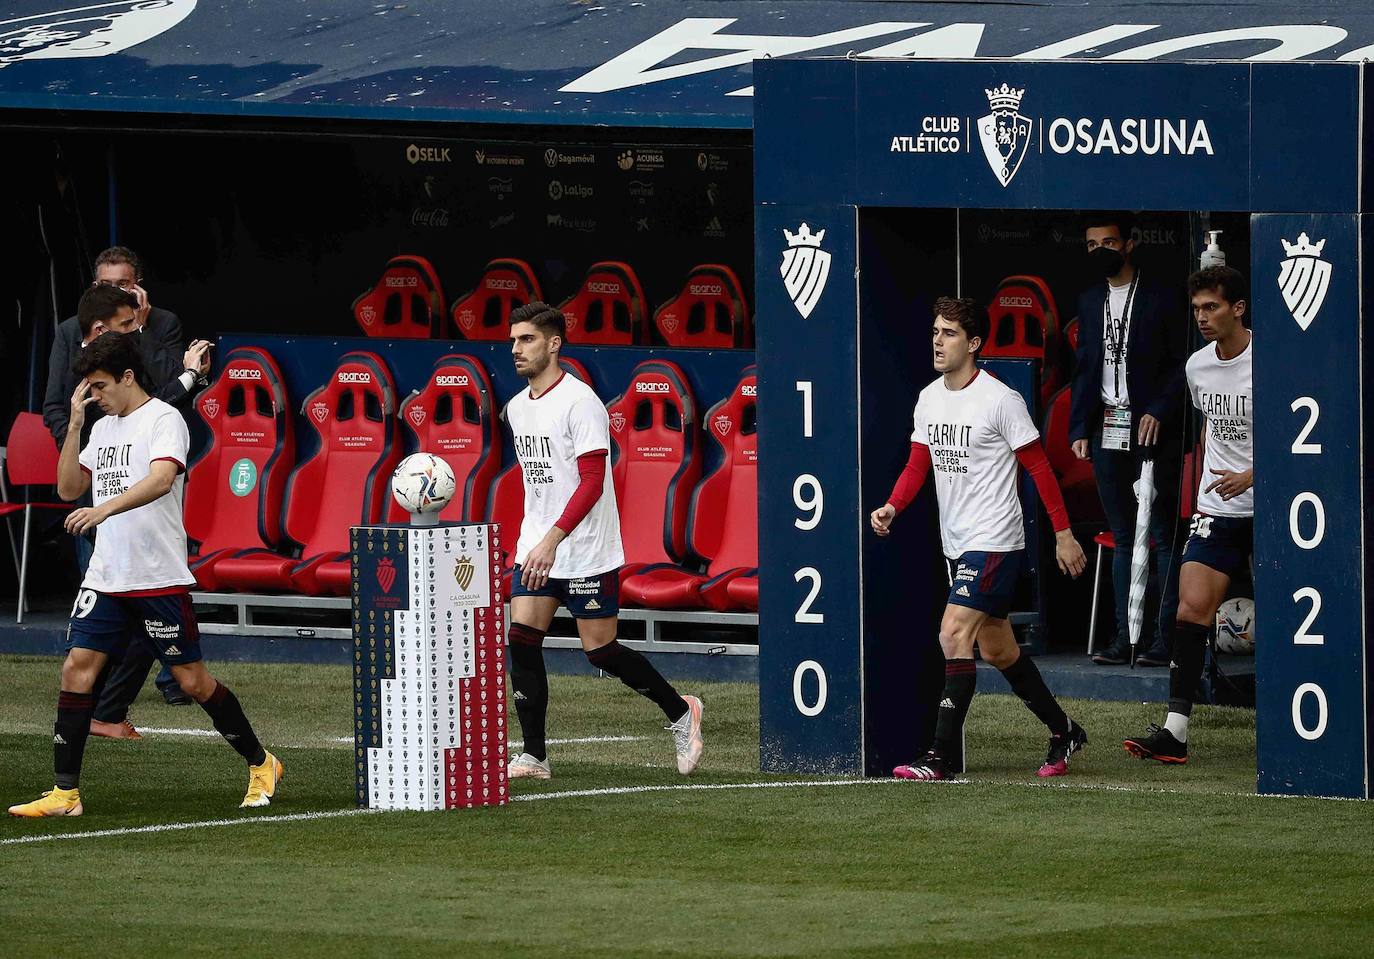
[{"xmin": 1, "ymin": 654, "xmax": 1371, "ymax": 958}]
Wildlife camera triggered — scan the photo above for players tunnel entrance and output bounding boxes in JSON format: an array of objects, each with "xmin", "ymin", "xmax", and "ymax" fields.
[{"xmin": 752, "ymin": 57, "xmax": 1373, "ymax": 799}]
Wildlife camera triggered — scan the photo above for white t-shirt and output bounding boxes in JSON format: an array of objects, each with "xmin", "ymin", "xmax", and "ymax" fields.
[
  {"xmin": 506, "ymin": 372, "xmax": 624, "ymax": 579},
  {"xmin": 79, "ymin": 397, "xmax": 196, "ymax": 593},
  {"xmin": 1100, "ymin": 280, "xmax": 1133, "ymax": 407},
  {"xmin": 910, "ymin": 369, "xmax": 1041, "ymax": 558},
  {"xmin": 1188, "ymin": 334, "xmax": 1253, "ymax": 518}
]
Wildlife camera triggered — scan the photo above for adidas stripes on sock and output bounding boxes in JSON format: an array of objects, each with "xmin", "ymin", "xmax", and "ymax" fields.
[
  {"xmin": 54, "ymin": 690, "xmax": 97, "ymax": 789},
  {"xmin": 586, "ymin": 640, "xmax": 688, "ymax": 723},
  {"xmin": 1000, "ymin": 652, "xmax": 1070, "ymax": 735},
  {"xmin": 932, "ymin": 659, "xmax": 976, "ymax": 758},
  {"xmin": 200, "ymin": 681, "xmax": 267, "ymax": 766},
  {"xmin": 508, "ymin": 623, "xmax": 550, "ymax": 761}
]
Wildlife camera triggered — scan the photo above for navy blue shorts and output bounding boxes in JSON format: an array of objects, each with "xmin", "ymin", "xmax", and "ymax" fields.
[
  {"xmin": 66, "ymin": 589, "xmax": 202, "ymax": 666},
  {"xmin": 1181, "ymin": 513, "xmax": 1254, "ymax": 578},
  {"xmin": 510, "ymin": 566, "xmax": 619, "ymax": 619},
  {"xmin": 945, "ymin": 550, "xmax": 1025, "ymax": 620}
]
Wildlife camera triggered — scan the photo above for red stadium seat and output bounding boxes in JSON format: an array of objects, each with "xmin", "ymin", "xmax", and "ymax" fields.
[
  {"xmin": 558, "ymin": 262, "xmax": 646, "ymax": 345},
  {"xmin": 621, "ymin": 367, "xmax": 758, "ymax": 611},
  {"xmin": 1063, "ymin": 317, "xmax": 1080, "ymax": 353},
  {"xmin": 984, "ymin": 275, "xmax": 1062, "ymax": 405},
  {"xmin": 184, "ymin": 347, "xmax": 296, "ymax": 591},
  {"xmin": 451, "ymin": 258, "xmax": 542, "ymax": 342},
  {"xmin": 606, "ymin": 361, "xmax": 703, "ymax": 590},
  {"xmin": 213, "ymin": 352, "xmax": 402, "ymax": 595},
  {"xmin": 352, "ymin": 255, "xmax": 445, "ymax": 339},
  {"xmin": 1, "ymin": 412, "xmax": 75, "ymax": 622},
  {"xmin": 652, "ymin": 264, "xmax": 752, "ymax": 349},
  {"xmin": 485, "ymin": 463, "xmax": 524, "ymax": 597},
  {"xmin": 394, "ymin": 354, "xmax": 500, "ymax": 523},
  {"xmin": 1041, "ymin": 385, "xmax": 1102, "ymax": 525},
  {"xmin": 486, "ymin": 357, "xmax": 593, "ymax": 594},
  {"xmin": 556, "ymin": 356, "xmax": 593, "ymax": 390}
]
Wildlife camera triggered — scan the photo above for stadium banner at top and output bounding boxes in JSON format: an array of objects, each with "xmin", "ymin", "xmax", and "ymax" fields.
[{"xmin": 7, "ymin": 2, "xmax": 1374, "ymax": 128}]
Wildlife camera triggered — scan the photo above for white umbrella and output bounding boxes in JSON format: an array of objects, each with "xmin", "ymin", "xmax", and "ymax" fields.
[{"xmin": 1127, "ymin": 457, "xmax": 1157, "ymax": 667}]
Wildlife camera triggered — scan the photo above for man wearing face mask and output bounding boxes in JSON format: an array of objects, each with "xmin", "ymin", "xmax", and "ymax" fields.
[{"xmin": 1069, "ymin": 213, "xmax": 1187, "ymax": 667}]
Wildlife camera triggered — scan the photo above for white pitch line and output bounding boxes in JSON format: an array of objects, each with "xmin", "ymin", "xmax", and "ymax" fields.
[
  {"xmin": 0, "ymin": 808, "xmax": 377, "ymax": 846},
  {"xmin": 0, "ymin": 778, "xmax": 898, "ymax": 847},
  {"xmin": 79, "ymin": 728, "xmax": 649, "ymax": 749},
  {"xmin": 2, "ymin": 774, "xmax": 1354, "ymax": 848},
  {"xmin": 510, "ymin": 778, "xmax": 919, "ymax": 802},
  {"xmin": 138, "ymin": 727, "xmax": 221, "ymax": 737},
  {"xmin": 326, "ymin": 734, "xmax": 649, "ymax": 747},
  {"xmin": 513, "ymin": 735, "xmax": 650, "ymax": 747}
]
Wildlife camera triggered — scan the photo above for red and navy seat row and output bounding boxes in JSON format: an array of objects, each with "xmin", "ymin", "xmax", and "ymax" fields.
[
  {"xmin": 185, "ymin": 346, "xmax": 758, "ymax": 612},
  {"xmin": 352, "ymin": 256, "xmax": 753, "ymax": 349}
]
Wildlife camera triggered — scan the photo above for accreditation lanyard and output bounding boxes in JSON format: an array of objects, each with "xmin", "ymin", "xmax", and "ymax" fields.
[{"xmin": 1103, "ymin": 270, "xmax": 1139, "ymax": 403}]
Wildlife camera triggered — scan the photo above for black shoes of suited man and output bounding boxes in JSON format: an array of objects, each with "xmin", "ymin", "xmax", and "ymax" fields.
[{"xmin": 1091, "ymin": 638, "xmax": 1170, "ymax": 667}]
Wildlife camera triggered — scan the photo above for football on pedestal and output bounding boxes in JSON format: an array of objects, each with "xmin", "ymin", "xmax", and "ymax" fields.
[{"xmin": 391, "ymin": 452, "xmax": 456, "ymax": 526}]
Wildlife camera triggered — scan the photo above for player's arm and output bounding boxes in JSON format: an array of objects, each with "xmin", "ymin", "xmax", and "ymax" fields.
[
  {"xmin": 57, "ymin": 380, "xmax": 94, "ymax": 501},
  {"xmin": 870, "ymin": 441, "xmax": 931, "ymax": 537},
  {"xmin": 1015, "ymin": 440, "xmax": 1086, "ymax": 578},
  {"xmin": 65, "ymin": 459, "xmax": 179, "ymax": 536}
]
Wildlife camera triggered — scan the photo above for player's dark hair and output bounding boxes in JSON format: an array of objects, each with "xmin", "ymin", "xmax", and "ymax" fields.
[
  {"xmin": 73, "ymin": 330, "xmax": 151, "ymax": 392},
  {"xmin": 76, "ymin": 284, "xmax": 138, "ymax": 338},
  {"xmin": 509, "ymin": 301, "xmax": 566, "ymax": 342},
  {"xmin": 94, "ymin": 245, "xmax": 143, "ymax": 280},
  {"xmin": 1188, "ymin": 265, "xmax": 1248, "ymax": 306},
  {"xmin": 1082, "ymin": 211, "xmax": 1135, "ymax": 241},
  {"xmin": 933, "ymin": 296, "xmax": 989, "ymax": 354}
]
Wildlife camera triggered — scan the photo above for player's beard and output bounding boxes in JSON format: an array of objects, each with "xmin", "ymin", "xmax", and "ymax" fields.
[{"xmin": 518, "ymin": 351, "xmax": 551, "ymax": 381}]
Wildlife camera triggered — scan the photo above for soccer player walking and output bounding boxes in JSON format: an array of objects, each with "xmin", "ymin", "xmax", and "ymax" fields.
[
  {"xmin": 9, "ymin": 333, "xmax": 280, "ymax": 817},
  {"xmin": 870, "ymin": 297, "xmax": 1088, "ymax": 780},
  {"xmin": 503, "ymin": 302, "xmax": 704, "ymax": 780},
  {"xmin": 1124, "ymin": 266, "xmax": 1252, "ymax": 764}
]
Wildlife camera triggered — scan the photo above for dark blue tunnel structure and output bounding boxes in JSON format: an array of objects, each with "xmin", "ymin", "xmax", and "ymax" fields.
[{"xmin": 753, "ymin": 56, "xmax": 1374, "ymax": 798}]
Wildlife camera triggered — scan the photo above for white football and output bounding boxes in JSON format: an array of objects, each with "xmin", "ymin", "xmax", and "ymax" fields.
[
  {"xmin": 1215, "ymin": 596, "xmax": 1255, "ymax": 655},
  {"xmin": 391, "ymin": 452, "xmax": 456, "ymax": 514}
]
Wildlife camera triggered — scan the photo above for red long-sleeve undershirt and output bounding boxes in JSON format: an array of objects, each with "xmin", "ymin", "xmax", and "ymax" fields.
[
  {"xmin": 553, "ymin": 450, "xmax": 608, "ymax": 534},
  {"xmin": 884, "ymin": 441, "xmax": 1070, "ymax": 532}
]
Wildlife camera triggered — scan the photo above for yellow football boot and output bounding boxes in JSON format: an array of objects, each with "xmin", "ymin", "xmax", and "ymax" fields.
[
  {"xmin": 240, "ymin": 751, "xmax": 283, "ymax": 808},
  {"xmin": 8, "ymin": 787, "xmax": 83, "ymax": 817}
]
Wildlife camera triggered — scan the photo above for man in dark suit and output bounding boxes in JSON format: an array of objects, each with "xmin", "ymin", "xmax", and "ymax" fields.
[
  {"xmin": 42, "ymin": 246, "xmax": 206, "ymax": 447},
  {"xmin": 1069, "ymin": 213, "xmax": 1188, "ymax": 666}
]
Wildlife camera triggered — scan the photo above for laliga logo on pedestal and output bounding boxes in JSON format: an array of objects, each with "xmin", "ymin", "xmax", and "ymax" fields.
[
  {"xmin": 780, "ymin": 223, "xmax": 831, "ymax": 319},
  {"xmin": 978, "ymin": 84, "xmax": 1032, "ymax": 187},
  {"xmin": 1278, "ymin": 233, "xmax": 1331, "ymax": 331}
]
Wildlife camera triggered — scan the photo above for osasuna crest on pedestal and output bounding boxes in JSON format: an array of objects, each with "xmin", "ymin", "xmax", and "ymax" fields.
[
  {"xmin": 780, "ymin": 223, "xmax": 831, "ymax": 319},
  {"xmin": 978, "ymin": 83, "xmax": 1033, "ymax": 188},
  {"xmin": 1278, "ymin": 232, "xmax": 1332, "ymax": 331}
]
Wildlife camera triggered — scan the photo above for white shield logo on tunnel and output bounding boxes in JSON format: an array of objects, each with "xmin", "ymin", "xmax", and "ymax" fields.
[
  {"xmin": 780, "ymin": 223, "xmax": 831, "ymax": 320},
  {"xmin": 1278, "ymin": 233, "xmax": 1332, "ymax": 331}
]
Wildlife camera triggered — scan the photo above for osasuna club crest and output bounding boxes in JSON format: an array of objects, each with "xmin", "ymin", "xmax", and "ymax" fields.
[
  {"xmin": 978, "ymin": 83, "xmax": 1032, "ymax": 188},
  {"xmin": 454, "ymin": 555, "xmax": 475, "ymax": 591},
  {"xmin": 376, "ymin": 557, "xmax": 397, "ymax": 593},
  {"xmin": 1278, "ymin": 233, "xmax": 1332, "ymax": 331},
  {"xmin": 780, "ymin": 223, "xmax": 831, "ymax": 319}
]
